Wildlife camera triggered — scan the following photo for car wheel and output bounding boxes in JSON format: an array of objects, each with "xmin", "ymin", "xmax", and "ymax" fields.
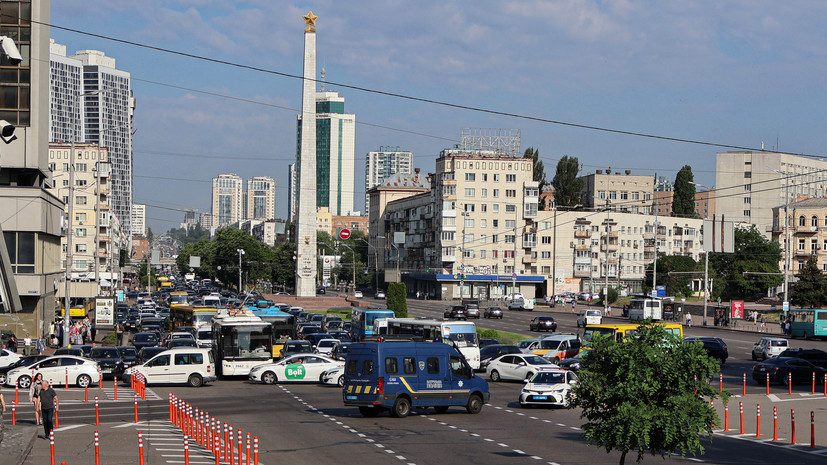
[
  {"xmin": 434, "ymin": 406, "xmax": 449, "ymax": 414},
  {"xmin": 77, "ymin": 374, "xmax": 92, "ymax": 388},
  {"xmin": 391, "ymin": 396, "xmax": 411, "ymax": 418},
  {"xmin": 562, "ymin": 392, "xmax": 572, "ymax": 408},
  {"xmin": 359, "ymin": 406, "xmax": 381, "ymax": 417},
  {"xmin": 0, "ymin": 372, "xmax": 5, "ymax": 385},
  {"xmin": 337, "ymin": 375, "xmax": 345, "ymax": 387},
  {"xmin": 262, "ymin": 371, "xmax": 277, "ymax": 385},
  {"xmin": 17, "ymin": 375, "xmax": 31, "ymax": 389},
  {"xmin": 490, "ymin": 370, "xmax": 501, "ymax": 382},
  {"xmin": 187, "ymin": 374, "xmax": 204, "ymax": 387},
  {"xmin": 466, "ymin": 394, "xmax": 484, "ymax": 414}
]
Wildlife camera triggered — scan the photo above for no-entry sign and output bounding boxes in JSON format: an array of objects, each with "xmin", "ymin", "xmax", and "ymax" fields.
[{"xmin": 338, "ymin": 228, "xmax": 351, "ymax": 240}]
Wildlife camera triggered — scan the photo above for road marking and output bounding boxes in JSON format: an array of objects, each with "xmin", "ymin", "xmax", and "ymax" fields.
[
  {"xmin": 54, "ymin": 424, "xmax": 85, "ymax": 432},
  {"xmin": 513, "ymin": 449, "xmax": 525, "ymax": 454}
]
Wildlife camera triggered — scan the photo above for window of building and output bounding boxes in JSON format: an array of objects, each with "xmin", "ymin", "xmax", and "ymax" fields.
[
  {"xmin": 75, "ymin": 244, "xmax": 86, "ymax": 253},
  {"xmin": 75, "ymin": 228, "xmax": 87, "ymax": 237},
  {"xmin": 609, "ymin": 191, "xmax": 617, "ymax": 200},
  {"xmin": 597, "ymin": 191, "xmax": 606, "ymax": 199},
  {"xmin": 480, "ymin": 204, "xmax": 487, "ymax": 212},
  {"xmin": 799, "ymin": 215, "xmax": 806, "ymax": 226},
  {"xmin": 799, "ymin": 239, "xmax": 806, "ymax": 251},
  {"xmin": 743, "ymin": 197, "xmax": 750, "ymax": 204},
  {"xmin": 631, "ymin": 192, "xmax": 639, "ymax": 200},
  {"xmin": 492, "ymin": 204, "xmax": 499, "ymax": 213},
  {"xmin": 463, "ymin": 234, "xmax": 474, "ymax": 243},
  {"xmin": 505, "ymin": 235, "xmax": 515, "ymax": 244},
  {"xmin": 744, "ymin": 171, "xmax": 752, "ymax": 178},
  {"xmin": 505, "ymin": 220, "xmax": 516, "ymax": 228},
  {"xmin": 76, "ymin": 163, "xmax": 87, "ymax": 172},
  {"xmin": 480, "ymin": 219, "xmax": 487, "ymax": 228},
  {"xmin": 482, "ymin": 174, "xmax": 488, "ymax": 181},
  {"xmin": 492, "ymin": 220, "xmax": 499, "ymax": 228},
  {"xmin": 505, "ymin": 189, "xmax": 516, "ymax": 198},
  {"xmin": 505, "ymin": 204, "xmax": 516, "ymax": 213},
  {"xmin": 75, "ymin": 213, "xmax": 86, "ymax": 222},
  {"xmin": 541, "ymin": 251, "xmax": 551, "ymax": 259},
  {"xmin": 465, "ymin": 173, "xmax": 475, "ymax": 181},
  {"xmin": 76, "ymin": 179, "xmax": 87, "ymax": 187},
  {"xmin": 620, "ymin": 191, "xmax": 628, "ymax": 200},
  {"xmin": 464, "ymin": 188, "xmax": 475, "ymax": 197},
  {"xmin": 743, "ymin": 210, "xmax": 750, "ymax": 217},
  {"xmin": 464, "ymin": 204, "xmax": 475, "ymax": 212},
  {"xmin": 813, "ymin": 216, "xmax": 819, "ymax": 227},
  {"xmin": 480, "ymin": 250, "xmax": 486, "ymax": 258},
  {"xmin": 480, "ymin": 188, "xmax": 487, "ymax": 198},
  {"xmin": 541, "ymin": 236, "xmax": 551, "ymax": 244},
  {"xmin": 506, "ymin": 174, "xmax": 516, "ymax": 183},
  {"xmin": 493, "ymin": 189, "xmax": 500, "ymax": 198},
  {"xmin": 3, "ymin": 231, "xmax": 35, "ymax": 274},
  {"xmin": 441, "ymin": 231, "xmax": 455, "ymax": 241},
  {"xmin": 493, "ymin": 174, "xmax": 500, "ymax": 182}
]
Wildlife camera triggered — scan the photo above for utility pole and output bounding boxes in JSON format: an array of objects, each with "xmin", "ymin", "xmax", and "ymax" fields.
[
  {"xmin": 551, "ymin": 206, "xmax": 557, "ymax": 305},
  {"xmin": 604, "ymin": 199, "xmax": 610, "ymax": 315},
  {"xmin": 63, "ymin": 142, "xmax": 76, "ymax": 347},
  {"xmin": 512, "ymin": 204, "xmax": 518, "ymax": 295},
  {"xmin": 652, "ymin": 204, "xmax": 659, "ymax": 298}
]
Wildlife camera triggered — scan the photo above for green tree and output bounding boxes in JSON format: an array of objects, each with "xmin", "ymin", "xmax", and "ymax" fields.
[
  {"xmin": 708, "ymin": 225, "xmax": 782, "ymax": 300},
  {"xmin": 643, "ymin": 255, "xmax": 698, "ymax": 297},
  {"xmin": 386, "ymin": 282, "xmax": 408, "ymax": 317},
  {"xmin": 524, "ymin": 147, "xmax": 547, "ymax": 189},
  {"xmin": 271, "ymin": 242, "xmax": 296, "ymax": 292},
  {"xmin": 572, "ymin": 322, "xmax": 727, "ymax": 464},
  {"xmin": 137, "ymin": 258, "xmax": 157, "ymax": 288},
  {"xmin": 791, "ymin": 257, "xmax": 827, "ymax": 308},
  {"xmin": 551, "ymin": 155, "xmax": 583, "ymax": 207},
  {"xmin": 672, "ymin": 166, "xmax": 697, "ymax": 217}
]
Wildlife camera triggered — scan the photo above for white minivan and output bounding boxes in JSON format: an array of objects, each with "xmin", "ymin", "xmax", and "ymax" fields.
[
  {"xmin": 126, "ymin": 348, "xmax": 216, "ymax": 387},
  {"xmin": 577, "ymin": 309, "xmax": 603, "ymax": 327}
]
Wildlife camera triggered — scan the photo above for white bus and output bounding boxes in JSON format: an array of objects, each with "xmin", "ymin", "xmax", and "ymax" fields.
[
  {"xmin": 385, "ymin": 318, "xmax": 481, "ymax": 369},
  {"xmin": 211, "ymin": 312, "xmax": 273, "ymax": 376},
  {"xmin": 628, "ymin": 298, "xmax": 663, "ymax": 321}
]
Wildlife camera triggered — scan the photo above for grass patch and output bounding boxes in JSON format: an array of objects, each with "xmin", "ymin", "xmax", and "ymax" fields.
[{"xmin": 477, "ymin": 327, "xmax": 532, "ymax": 345}]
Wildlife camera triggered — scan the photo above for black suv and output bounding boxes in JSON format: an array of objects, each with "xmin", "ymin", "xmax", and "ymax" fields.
[
  {"xmin": 88, "ymin": 347, "xmax": 125, "ymax": 377},
  {"xmin": 777, "ymin": 348, "xmax": 827, "ymax": 369},
  {"xmin": 684, "ymin": 337, "xmax": 728, "ymax": 364},
  {"xmin": 443, "ymin": 305, "xmax": 468, "ymax": 320}
]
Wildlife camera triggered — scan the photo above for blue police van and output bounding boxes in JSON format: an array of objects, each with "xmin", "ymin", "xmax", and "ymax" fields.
[{"xmin": 343, "ymin": 342, "xmax": 490, "ymax": 417}]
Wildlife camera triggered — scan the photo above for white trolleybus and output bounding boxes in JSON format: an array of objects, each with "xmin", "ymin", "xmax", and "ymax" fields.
[
  {"xmin": 385, "ymin": 318, "xmax": 481, "ymax": 370},
  {"xmin": 211, "ymin": 310, "xmax": 273, "ymax": 377}
]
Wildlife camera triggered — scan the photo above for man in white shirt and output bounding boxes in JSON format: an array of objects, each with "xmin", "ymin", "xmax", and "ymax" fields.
[{"xmin": 23, "ymin": 333, "xmax": 32, "ymax": 356}]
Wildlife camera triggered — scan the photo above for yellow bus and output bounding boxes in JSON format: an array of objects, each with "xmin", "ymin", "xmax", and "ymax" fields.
[
  {"xmin": 582, "ymin": 323, "xmax": 684, "ymax": 347},
  {"xmin": 168, "ymin": 291, "xmax": 189, "ymax": 307},
  {"xmin": 157, "ymin": 276, "xmax": 173, "ymax": 290}
]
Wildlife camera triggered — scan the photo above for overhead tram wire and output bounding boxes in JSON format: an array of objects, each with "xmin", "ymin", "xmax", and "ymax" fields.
[{"xmin": 38, "ymin": 18, "xmax": 827, "ymax": 158}]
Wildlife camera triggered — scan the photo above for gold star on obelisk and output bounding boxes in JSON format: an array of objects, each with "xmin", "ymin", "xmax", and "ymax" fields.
[{"xmin": 303, "ymin": 11, "xmax": 318, "ymax": 32}]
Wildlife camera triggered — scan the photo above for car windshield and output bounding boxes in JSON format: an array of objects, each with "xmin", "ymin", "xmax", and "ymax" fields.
[
  {"xmin": 118, "ymin": 348, "xmax": 137, "ymax": 357},
  {"xmin": 318, "ymin": 340, "xmax": 336, "ymax": 348},
  {"xmin": 540, "ymin": 340, "xmax": 561, "ymax": 350},
  {"xmin": 771, "ymin": 340, "xmax": 788, "ymax": 347},
  {"xmin": 135, "ymin": 334, "xmax": 157, "ymax": 342},
  {"xmin": 90, "ymin": 348, "xmax": 119, "ymax": 358},
  {"xmin": 532, "ymin": 372, "xmax": 566, "ymax": 384},
  {"xmin": 524, "ymin": 355, "xmax": 550, "ymax": 365}
]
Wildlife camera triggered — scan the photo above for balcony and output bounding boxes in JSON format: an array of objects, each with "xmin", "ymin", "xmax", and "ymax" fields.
[
  {"xmin": 608, "ymin": 231, "xmax": 619, "ymax": 238},
  {"xmin": 522, "ymin": 256, "xmax": 537, "ymax": 264},
  {"xmin": 601, "ymin": 244, "xmax": 619, "ymax": 252},
  {"xmin": 643, "ymin": 232, "xmax": 655, "ymax": 240},
  {"xmin": 523, "ymin": 241, "xmax": 537, "ymax": 249},
  {"xmin": 574, "ymin": 257, "xmax": 591, "ymax": 265},
  {"xmin": 574, "ymin": 269, "xmax": 591, "ymax": 278},
  {"xmin": 575, "ymin": 244, "xmax": 591, "ymax": 251},
  {"xmin": 795, "ymin": 226, "xmax": 818, "ymax": 234},
  {"xmin": 442, "ymin": 255, "xmax": 457, "ymax": 263},
  {"xmin": 442, "ymin": 210, "xmax": 457, "ymax": 218},
  {"xmin": 574, "ymin": 230, "xmax": 591, "ymax": 238},
  {"xmin": 793, "ymin": 249, "xmax": 817, "ymax": 258}
]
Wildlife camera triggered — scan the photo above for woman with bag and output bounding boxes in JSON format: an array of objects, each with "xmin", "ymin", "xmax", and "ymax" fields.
[{"xmin": 29, "ymin": 372, "xmax": 43, "ymax": 425}]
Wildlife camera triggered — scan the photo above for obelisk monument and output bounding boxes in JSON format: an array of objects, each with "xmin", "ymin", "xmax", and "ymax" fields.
[{"xmin": 295, "ymin": 11, "xmax": 318, "ymax": 297}]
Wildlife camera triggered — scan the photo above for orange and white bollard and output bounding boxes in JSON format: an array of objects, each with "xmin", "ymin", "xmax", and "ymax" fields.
[
  {"xmin": 169, "ymin": 393, "xmax": 173, "ymax": 422},
  {"xmin": 789, "ymin": 372, "xmax": 792, "ymax": 395},
  {"xmin": 812, "ymin": 372, "xmax": 816, "ymax": 395},
  {"xmin": 138, "ymin": 431, "xmax": 145, "ymax": 465},
  {"xmin": 54, "ymin": 405, "xmax": 59, "ymax": 429},
  {"xmin": 214, "ymin": 434, "xmax": 220, "ymax": 465},
  {"xmin": 85, "ymin": 384, "xmax": 89, "ymax": 402},
  {"xmin": 50, "ymin": 430, "xmax": 55, "ymax": 465},
  {"xmin": 95, "ymin": 430, "xmax": 100, "ymax": 465},
  {"xmin": 710, "ymin": 400, "xmax": 715, "ymax": 428},
  {"xmin": 756, "ymin": 404, "xmax": 761, "ymax": 438},
  {"xmin": 792, "ymin": 408, "xmax": 797, "ymax": 445},
  {"xmin": 134, "ymin": 393, "xmax": 139, "ymax": 423},
  {"xmin": 253, "ymin": 436, "xmax": 259, "ymax": 465},
  {"xmin": 65, "ymin": 368, "xmax": 69, "ymax": 390},
  {"xmin": 11, "ymin": 402, "xmax": 16, "ymax": 425},
  {"xmin": 238, "ymin": 427, "xmax": 243, "ymax": 465},
  {"xmin": 246, "ymin": 432, "xmax": 251, "ymax": 465},
  {"xmin": 739, "ymin": 401, "xmax": 744, "ymax": 434},
  {"xmin": 811, "ymin": 411, "xmax": 816, "ymax": 449},
  {"xmin": 224, "ymin": 423, "xmax": 230, "ymax": 463},
  {"xmin": 114, "ymin": 376, "xmax": 118, "ymax": 401},
  {"xmin": 773, "ymin": 406, "xmax": 778, "ymax": 441},
  {"xmin": 184, "ymin": 435, "xmax": 190, "ymax": 465},
  {"xmin": 766, "ymin": 373, "xmax": 770, "ymax": 396},
  {"xmin": 229, "ymin": 428, "xmax": 234, "ymax": 465},
  {"xmin": 719, "ymin": 373, "xmax": 723, "ymax": 392},
  {"xmin": 15, "ymin": 380, "xmax": 19, "ymax": 404},
  {"xmin": 743, "ymin": 373, "xmax": 746, "ymax": 397},
  {"xmin": 724, "ymin": 401, "xmax": 729, "ymax": 432},
  {"xmin": 95, "ymin": 395, "xmax": 100, "ymax": 425}
]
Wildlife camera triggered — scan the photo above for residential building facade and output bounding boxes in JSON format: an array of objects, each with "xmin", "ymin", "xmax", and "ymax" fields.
[
  {"xmin": 581, "ymin": 169, "xmax": 654, "ymax": 213},
  {"xmin": 246, "ymin": 176, "xmax": 276, "ymax": 221},
  {"xmin": 364, "ymin": 146, "xmax": 413, "ymax": 214},
  {"xmin": 211, "ymin": 174, "xmax": 243, "ymax": 226},
  {"xmin": 131, "ymin": 203, "xmax": 146, "ymax": 236}
]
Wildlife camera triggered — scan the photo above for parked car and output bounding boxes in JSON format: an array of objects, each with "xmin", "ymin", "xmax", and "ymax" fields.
[
  {"xmin": 353, "ymin": 291, "xmax": 363, "ymax": 299},
  {"xmin": 478, "ymin": 338, "xmax": 499, "ymax": 348},
  {"xmin": 483, "ymin": 307, "xmax": 504, "ymax": 319},
  {"xmin": 0, "ymin": 348, "xmax": 22, "ymax": 369},
  {"xmin": 165, "ymin": 338, "xmax": 198, "ymax": 349},
  {"xmin": 752, "ymin": 357, "xmax": 827, "ymax": 385},
  {"xmin": 515, "ymin": 339, "xmax": 539, "ymax": 354},
  {"xmin": 486, "ymin": 353, "xmax": 558, "ymax": 382},
  {"xmin": 54, "ymin": 346, "xmax": 92, "ymax": 357},
  {"xmin": 314, "ymin": 339, "xmax": 339, "ymax": 355},
  {"xmin": 685, "ymin": 337, "xmax": 728, "ymax": 364},
  {"xmin": 443, "ymin": 305, "xmax": 468, "ymax": 320},
  {"xmin": 330, "ymin": 342, "xmax": 353, "ymax": 361},
  {"xmin": 519, "ymin": 368, "xmax": 578, "ymax": 408},
  {"xmin": 6, "ymin": 355, "xmax": 99, "ymax": 388},
  {"xmin": 529, "ymin": 316, "xmax": 558, "ymax": 332},
  {"xmin": 752, "ymin": 337, "xmax": 790, "ymax": 361}
]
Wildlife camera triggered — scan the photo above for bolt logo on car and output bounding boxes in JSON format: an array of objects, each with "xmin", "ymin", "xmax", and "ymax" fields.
[{"xmin": 286, "ymin": 364, "xmax": 306, "ymax": 379}]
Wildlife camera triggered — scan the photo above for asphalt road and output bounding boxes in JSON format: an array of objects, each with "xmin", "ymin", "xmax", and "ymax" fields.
[{"xmin": 149, "ymin": 299, "xmax": 827, "ymax": 465}]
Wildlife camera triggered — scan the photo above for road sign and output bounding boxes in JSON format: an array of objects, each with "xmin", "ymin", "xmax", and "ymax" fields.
[
  {"xmin": 512, "ymin": 273, "xmax": 517, "ymax": 279},
  {"xmin": 338, "ymin": 228, "xmax": 351, "ymax": 240},
  {"xmin": 651, "ymin": 290, "xmax": 657, "ymax": 299},
  {"xmin": 783, "ymin": 301, "xmax": 789, "ymax": 312}
]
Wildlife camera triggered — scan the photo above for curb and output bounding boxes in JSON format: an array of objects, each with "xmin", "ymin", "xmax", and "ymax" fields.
[{"xmin": 0, "ymin": 424, "xmax": 38, "ymax": 465}]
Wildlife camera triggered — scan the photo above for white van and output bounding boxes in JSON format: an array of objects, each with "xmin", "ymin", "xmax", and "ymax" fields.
[
  {"xmin": 577, "ymin": 309, "xmax": 603, "ymax": 327},
  {"xmin": 126, "ymin": 348, "xmax": 216, "ymax": 387}
]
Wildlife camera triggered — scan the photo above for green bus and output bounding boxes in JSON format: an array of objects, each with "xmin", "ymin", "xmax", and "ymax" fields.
[{"xmin": 788, "ymin": 309, "xmax": 827, "ymax": 339}]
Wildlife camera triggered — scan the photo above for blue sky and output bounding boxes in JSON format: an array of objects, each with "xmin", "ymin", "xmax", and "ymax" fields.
[{"xmin": 50, "ymin": 1, "xmax": 827, "ymax": 233}]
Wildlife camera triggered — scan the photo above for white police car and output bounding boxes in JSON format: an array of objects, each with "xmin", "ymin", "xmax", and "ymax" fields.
[{"xmin": 248, "ymin": 354, "xmax": 343, "ymax": 384}]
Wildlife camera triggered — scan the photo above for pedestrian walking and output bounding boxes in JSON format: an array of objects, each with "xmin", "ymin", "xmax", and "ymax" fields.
[
  {"xmin": 685, "ymin": 312, "xmax": 693, "ymax": 327},
  {"xmin": 760, "ymin": 316, "xmax": 766, "ymax": 332},
  {"xmin": 29, "ymin": 373, "xmax": 43, "ymax": 425},
  {"xmin": 7, "ymin": 333, "xmax": 16, "ymax": 353},
  {"xmin": 38, "ymin": 380, "xmax": 58, "ymax": 438},
  {"xmin": 571, "ymin": 300, "xmax": 576, "ymax": 312},
  {"xmin": 23, "ymin": 333, "xmax": 32, "ymax": 356},
  {"xmin": 0, "ymin": 382, "xmax": 6, "ymax": 426}
]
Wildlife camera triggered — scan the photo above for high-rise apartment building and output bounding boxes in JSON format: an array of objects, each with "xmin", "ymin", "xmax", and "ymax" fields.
[
  {"xmin": 131, "ymin": 203, "xmax": 146, "ymax": 236},
  {"xmin": 364, "ymin": 146, "xmax": 413, "ymax": 214},
  {"xmin": 581, "ymin": 169, "xmax": 654, "ymax": 213},
  {"xmin": 295, "ymin": 91, "xmax": 356, "ymax": 216},
  {"xmin": 211, "ymin": 174, "xmax": 243, "ymax": 226},
  {"xmin": 0, "ymin": 2, "xmax": 65, "ymax": 336},
  {"xmin": 49, "ymin": 41, "xmax": 135, "ymax": 239},
  {"xmin": 246, "ymin": 176, "xmax": 276, "ymax": 220}
]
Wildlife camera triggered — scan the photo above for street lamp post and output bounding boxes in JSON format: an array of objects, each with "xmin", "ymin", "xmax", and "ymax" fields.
[
  {"xmin": 237, "ymin": 249, "xmax": 245, "ymax": 293},
  {"xmin": 769, "ymin": 168, "xmax": 791, "ymax": 309},
  {"xmin": 356, "ymin": 238, "xmax": 379, "ymax": 294},
  {"xmin": 691, "ymin": 181, "xmax": 714, "ymax": 325},
  {"xmin": 604, "ymin": 199, "xmax": 611, "ymax": 315}
]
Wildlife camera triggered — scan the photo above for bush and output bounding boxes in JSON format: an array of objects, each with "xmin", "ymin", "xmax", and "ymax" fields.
[
  {"xmin": 326, "ymin": 308, "xmax": 352, "ymax": 320},
  {"xmin": 387, "ymin": 282, "xmax": 408, "ymax": 318},
  {"xmin": 102, "ymin": 333, "xmax": 116, "ymax": 345}
]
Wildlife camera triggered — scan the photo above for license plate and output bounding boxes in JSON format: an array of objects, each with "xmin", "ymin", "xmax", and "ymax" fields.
[
  {"xmin": 758, "ymin": 368, "xmax": 765, "ymax": 372},
  {"xmin": 102, "ymin": 368, "xmax": 112, "ymax": 373},
  {"xmin": 346, "ymin": 395, "xmax": 357, "ymax": 400},
  {"xmin": 534, "ymin": 396, "xmax": 548, "ymax": 400}
]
